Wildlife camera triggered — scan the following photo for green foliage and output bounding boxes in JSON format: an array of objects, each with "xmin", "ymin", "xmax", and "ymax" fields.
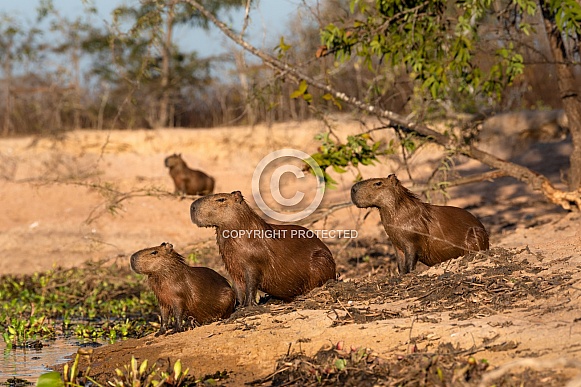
[
  {"xmin": 3, "ymin": 315, "xmax": 55, "ymax": 349},
  {"xmin": 36, "ymin": 372, "xmax": 65, "ymax": 387},
  {"xmin": 0, "ymin": 13, "xmax": 43, "ymax": 66},
  {"xmin": 0, "ymin": 260, "xmax": 158, "ymax": 347},
  {"xmin": 319, "ymin": 0, "xmax": 580, "ymax": 102},
  {"xmin": 275, "ymin": 36, "xmax": 292, "ymax": 58},
  {"xmin": 110, "ymin": 357, "xmax": 190, "ymax": 387},
  {"xmin": 187, "ymin": 252, "xmax": 200, "ymax": 264},
  {"xmin": 290, "ymin": 80, "xmax": 313, "ymax": 104},
  {"xmin": 309, "ymin": 132, "xmax": 393, "ymax": 187},
  {"xmin": 39, "ymin": 353, "xmax": 223, "ymax": 387},
  {"xmin": 550, "ymin": 0, "xmax": 581, "ymax": 33}
]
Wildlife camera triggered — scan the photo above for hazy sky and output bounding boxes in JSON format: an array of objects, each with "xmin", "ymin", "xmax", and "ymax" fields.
[{"xmin": 0, "ymin": 0, "xmax": 302, "ymax": 58}]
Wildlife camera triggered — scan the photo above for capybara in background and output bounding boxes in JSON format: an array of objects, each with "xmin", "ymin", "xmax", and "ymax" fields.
[
  {"xmin": 190, "ymin": 191, "xmax": 336, "ymax": 307},
  {"xmin": 165, "ymin": 154, "xmax": 215, "ymax": 196},
  {"xmin": 351, "ymin": 174, "xmax": 489, "ymax": 274},
  {"xmin": 130, "ymin": 242, "xmax": 235, "ymax": 335}
]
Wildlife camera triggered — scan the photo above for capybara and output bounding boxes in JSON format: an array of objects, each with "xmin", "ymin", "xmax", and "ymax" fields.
[
  {"xmin": 164, "ymin": 154, "xmax": 215, "ymax": 196},
  {"xmin": 190, "ymin": 191, "xmax": 336, "ymax": 306},
  {"xmin": 130, "ymin": 242, "xmax": 235, "ymax": 335},
  {"xmin": 351, "ymin": 174, "xmax": 489, "ymax": 274}
]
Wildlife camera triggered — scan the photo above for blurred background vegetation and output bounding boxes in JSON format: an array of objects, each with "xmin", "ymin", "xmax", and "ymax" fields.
[{"xmin": 0, "ymin": 0, "xmax": 574, "ymax": 136}]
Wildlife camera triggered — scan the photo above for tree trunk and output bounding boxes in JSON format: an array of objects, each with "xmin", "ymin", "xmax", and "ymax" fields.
[
  {"xmin": 157, "ymin": 1, "xmax": 176, "ymax": 129},
  {"xmin": 72, "ymin": 44, "xmax": 81, "ymax": 130},
  {"xmin": 3, "ymin": 42, "xmax": 13, "ymax": 136},
  {"xmin": 540, "ymin": 1, "xmax": 581, "ymax": 191}
]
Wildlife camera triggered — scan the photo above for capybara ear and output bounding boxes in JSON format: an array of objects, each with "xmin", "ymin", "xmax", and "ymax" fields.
[
  {"xmin": 387, "ymin": 174, "xmax": 398, "ymax": 184},
  {"xmin": 161, "ymin": 242, "xmax": 173, "ymax": 251},
  {"xmin": 231, "ymin": 191, "xmax": 244, "ymax": 203}
]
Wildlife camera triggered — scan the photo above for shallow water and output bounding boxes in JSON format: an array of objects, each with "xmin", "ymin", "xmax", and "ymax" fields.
[{"xmin": 0, "ymin": 338, "xmax": 102, "ymax": 384}]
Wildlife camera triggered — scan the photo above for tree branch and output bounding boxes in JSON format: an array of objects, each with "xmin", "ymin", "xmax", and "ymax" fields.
[{"xmin": 183, "ymin": 0, "xmax": 581, "ymax": 211}]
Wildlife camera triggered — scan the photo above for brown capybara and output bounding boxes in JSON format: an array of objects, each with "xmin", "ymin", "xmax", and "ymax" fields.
[
  {"xmin": 130, "ymin": 242, "xmax": 235, "ymax": 335},
  {"xmin": 164, "ymin": 154, "xmax": 215, "ymax": 196},
  {"xmin": 190, "ymin": 191, "xmax": 336, "ymax": 307},
  {"xmin": 351, "ymin": 174, "xmax": 489, "ymax": 274}
]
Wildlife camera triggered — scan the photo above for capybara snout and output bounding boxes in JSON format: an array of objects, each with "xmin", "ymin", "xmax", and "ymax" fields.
[
  {"xmin": 130, "ymin": 243, "xmax": 167, "ymax": 274},
  {"xmin": 190, "ymin": 192, "xmax": 241, "ymax": 228},
  {"xmin": 351, "ymin": 179, "xmax": 386, "ymax": 208}
]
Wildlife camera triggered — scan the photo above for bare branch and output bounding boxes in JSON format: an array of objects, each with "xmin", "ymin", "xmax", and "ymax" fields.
[
  {"xmin": 298, "ymin": 201, "xmax": 353, "ymax": 227},
  {"xmin": 240, "ymin": 0, "xmax": 252, "ymax": 37},
  {"xmin": 414, "ymin": 170, "xmax": 508, "ymax": 192}
]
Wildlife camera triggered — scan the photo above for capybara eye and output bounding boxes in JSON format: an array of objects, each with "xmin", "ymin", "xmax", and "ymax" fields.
[
  {"xmin": 151, "ymin": 251, "xmax": 158, "ymax": 255},
  {"xmin": 216, "ymin": 198, "xmax": 226, "ymax": 203},
  {"xmin": 374, "ymin": 181, "xmax": 382, "ymax": 187}
]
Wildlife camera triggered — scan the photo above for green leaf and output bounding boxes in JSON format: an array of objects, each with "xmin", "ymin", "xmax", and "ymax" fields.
[
  {"xmin": 332, "ymin": 164, "xmax": 347, "ymax": 173},
  {"xmin": 290, "ymin": 90, "xmax": 303, "ymax": 99},
  {"xmin": 37, "ymin": 372, "xmax": 65, "ymax": 387},
  {"xmin": 290, "ymin": 80, "xmax": 309, "ymax": 99},
  {"xmin": 335, "ymin": 358, "xmax": 347, "ymax": 371},
  {"xmin": 277, "ymin": 36, "xmax": 291, "ymax": 52},
  {"xmin": 298, "ymin": 79, "xmax": 308, "ymax": 93},
  {"xmin": 174, "ymin": 359, "xmax": 183, "ymax": 378}
]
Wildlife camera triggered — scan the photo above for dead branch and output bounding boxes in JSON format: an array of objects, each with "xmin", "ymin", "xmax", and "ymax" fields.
[
  {"xmin": 299, "ymin": 201, "xmax": 353, "ymax": 226},
  {"xmin": 74, "ymin": 182, "xmax": 174, "ymax": 224},
  {"xmin": 184, "ymin": 0, "xmax": 581, "ymax": 212},
  {"xmin": 414, "ymin": 169, "xmax": 508, "ymax": 192}
]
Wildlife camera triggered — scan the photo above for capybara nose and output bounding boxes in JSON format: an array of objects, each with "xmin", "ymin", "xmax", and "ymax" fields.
[
  {"xmin": 351, "ymin": 183, "xmax": 360, "ymax": 196},
  {"xmin": 190, "ymin": 200, "xmax": 200, "ymax": 221},
  {"xmin": 129, "ymin": 253, "xmax": 138, "ymax": 272}
]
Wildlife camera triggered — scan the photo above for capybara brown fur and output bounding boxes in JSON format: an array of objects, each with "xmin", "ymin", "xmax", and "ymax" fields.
[
  {"xmin": 351, "ymin": 174, "xmax": 489, "ymax": 274},
  {"xmin": 165, "ymin": 154, "xmax": 215, "ymax": 196},
  {"xmin": 130, "ymin": 242, "xmax": 235, "ymax": 335},
  {"xmin": 190, "ymin": 191, "xmax": 336, "ymax": 307}
]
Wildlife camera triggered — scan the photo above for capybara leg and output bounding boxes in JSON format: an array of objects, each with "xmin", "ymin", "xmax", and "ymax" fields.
[
  {"xmin": 156, "ymin": 305, "xmax": 171, "ymax": 336},
  {"xmin": 243, "ymin": 271, "xmax": 259, "ymax": 307},
  {"xmin": 173, "ymin": 308, "xmax": 184, "ymax": 333},
  {"xmin": 178, "ymin": 181, "xmax": 187, "ymax": 195},
  {"xmin": 395, "ymin": 249, "xmax": 406, "ymax": 274},
  {"xmin": 233, "ymin": 282, "xmax": 246, "ymax": 306},
  {"xmin": 400, "ymin": 248, "xmax": 418, "ymax": 275}
]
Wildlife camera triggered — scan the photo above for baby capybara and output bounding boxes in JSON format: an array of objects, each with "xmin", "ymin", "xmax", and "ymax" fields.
[
  {"xmin": 165, "ymin": 153, "xmax": 215, "ymax": 196},
  {"xmin": 190, "ymin": 191, "xmax": 336, "ymax": 307},
  {"xmin": 351, "ymin": 174, "xmax": 489, "ymax": 274},
  {"xmin": 130, "ymin": 242, "xmax": 235, "ymax": 335}
]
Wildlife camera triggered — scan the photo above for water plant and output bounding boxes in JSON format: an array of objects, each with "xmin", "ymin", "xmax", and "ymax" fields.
[
  {"xmin": 0, "ymin": 257, "xmax": 160, "ymax": 346},
  {"xmin": 36, "ymin": 354, "xmax": 219, "ymax": 387}
]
